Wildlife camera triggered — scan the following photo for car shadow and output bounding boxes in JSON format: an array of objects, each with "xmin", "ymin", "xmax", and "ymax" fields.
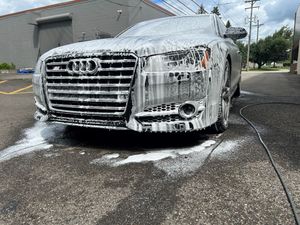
[{"xmin": 43, "ymin": 124, "xmax": 213, "ymax": 152}]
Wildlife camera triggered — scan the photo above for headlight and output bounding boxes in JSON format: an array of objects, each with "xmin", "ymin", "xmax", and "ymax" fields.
[
  {"xmin": 143, "ymin": 49, "xmax": 207, "ymax": 73},
  {"xmin": 32, "ymin": 59, "xmax": 46, "ymax": 111}
]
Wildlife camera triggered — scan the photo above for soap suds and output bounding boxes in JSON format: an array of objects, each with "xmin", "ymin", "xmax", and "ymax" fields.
[{"xmin": 0, "ymin": 122, "xmax": 66, "ymax": 162}]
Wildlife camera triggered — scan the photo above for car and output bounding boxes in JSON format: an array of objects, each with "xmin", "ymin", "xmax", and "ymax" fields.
[{"xmin": 32, "ymin": 14, "xmax": 247, "ymax": 133}]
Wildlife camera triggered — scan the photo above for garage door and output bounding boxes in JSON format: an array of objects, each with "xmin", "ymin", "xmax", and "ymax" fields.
[{"xmin": 38, "ymin": 20, "xmax": 73, "ymax": 56}]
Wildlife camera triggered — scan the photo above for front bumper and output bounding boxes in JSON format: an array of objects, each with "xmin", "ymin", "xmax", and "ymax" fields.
[{"xmin": 34, "ymin": 99, "xmax": 207, "ymax": 132}]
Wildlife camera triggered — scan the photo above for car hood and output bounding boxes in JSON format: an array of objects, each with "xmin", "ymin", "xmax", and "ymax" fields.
[{"xmin": 40, "ymin": 34, "xmax": 220, "ymax": 60}]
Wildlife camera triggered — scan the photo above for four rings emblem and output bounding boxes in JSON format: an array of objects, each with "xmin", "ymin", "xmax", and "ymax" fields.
[{"xmin": 67, "ymin": 58, "xmax": 101, "ymax": 75}]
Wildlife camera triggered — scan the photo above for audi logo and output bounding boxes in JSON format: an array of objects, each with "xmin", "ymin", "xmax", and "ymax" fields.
[{"xmin": 67, "ymin": 58, "xmax": 100, "ymax": 75}]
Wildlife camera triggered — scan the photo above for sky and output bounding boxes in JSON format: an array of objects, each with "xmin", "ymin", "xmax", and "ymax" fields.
[
  {"xmin": 0, "ymin": 0, "xmax": 299, "ymax": 42},
  {"xmin": 153, "ymin": 0, "xmax": 300, "ymax": 41},
  {"xmin": 0, "ymin": 0, "xmax": 69, "ymax": 15}
]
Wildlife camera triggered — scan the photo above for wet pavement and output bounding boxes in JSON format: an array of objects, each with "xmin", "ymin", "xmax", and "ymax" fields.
[{"xmin": 0, "ymin": 72, "xmax": 299, "ymax": 225}]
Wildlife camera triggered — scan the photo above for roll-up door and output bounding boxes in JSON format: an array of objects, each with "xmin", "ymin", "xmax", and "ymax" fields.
[{"xmin": 38, "ymin": 18, "xmax": 73, "ymax": 56}]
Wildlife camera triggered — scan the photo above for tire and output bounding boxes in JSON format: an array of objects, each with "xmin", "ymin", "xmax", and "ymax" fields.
[
  {"xmin": 233, "ymin": 80, "xmax": 241, "ymax": 98},
  {"xmin": 213, "ymin": 59, "xmax": 231, "ymax": 133}
]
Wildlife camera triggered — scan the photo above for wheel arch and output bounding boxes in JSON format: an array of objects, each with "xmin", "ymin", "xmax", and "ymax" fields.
[{"xmin": 226, "ymin": 54, "xmax": 232, "ymax": 77}]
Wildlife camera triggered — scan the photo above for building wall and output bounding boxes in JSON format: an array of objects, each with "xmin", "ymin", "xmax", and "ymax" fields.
[
  {"xmin": 128, "ymin": 0, "xmax": 172, "ymax": 26},
  {"xmin": 0, "ymin": 0, "xmax": 173, "ymax": 68},
  {"xmin": 0, "ymin": 13, "xmax": 39, "ymax": 67},
  {"xmin": 291, "ymin": 6, "xmax": 300, "ymax": 74}
]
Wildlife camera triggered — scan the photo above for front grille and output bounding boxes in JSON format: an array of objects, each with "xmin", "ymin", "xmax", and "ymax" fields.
[
  {"xmin": 137, "ymin": 115, "xmax": 183, "ymax": 124},
  {"xmin": 44, "ymin": 53, "xmax": 137, "ymax": 118},
  {"xmin": 50, "ymin": 113, "xmax": 126, "ymax": 128},
  {"xmin": 144, "ymin": 103, "xmax": 179, "ymax": 112}
]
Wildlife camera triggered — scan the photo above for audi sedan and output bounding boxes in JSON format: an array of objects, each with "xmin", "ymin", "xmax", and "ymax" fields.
[{"xmin": 33, "ymin": 14, "xmax": 247, "ymax": 133}]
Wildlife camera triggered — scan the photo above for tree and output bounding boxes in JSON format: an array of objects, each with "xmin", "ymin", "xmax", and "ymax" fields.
[
  {"xmin": 197, "ymin": 4, "xmax": 206, "ymax": 14},
  {"xmin": 211, "ymin": 6, "xmax": 220, "ymax": 16},
  {"xmin": 269, "ymin": 36, "xmax": 290, "ymax": 67},
  {"xmin": 272, "ymin": 26, "xmax": 293, "ymax": 40},
  {"xmin": 248, "ymin": 25, "xmax": 292, "ymax": 68},
  {"xmin": 225, "ymin": 20, "xmax": 231, "ymax": 28},
  {"xmin": 236, "ymin": 41, "xmax": 247, "ymax": 68},
  {"xmin": 250, "ymin": 39, "xmax": 271, "ymax": 69},
  {"xmin": 272, "ymin": 26, "xmax": 293, "ymax": 65}
]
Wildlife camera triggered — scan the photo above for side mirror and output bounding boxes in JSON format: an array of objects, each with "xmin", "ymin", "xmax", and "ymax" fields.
[{"xmin": 224, "ymin": 27, "xmax": 247, "ymax": 40}]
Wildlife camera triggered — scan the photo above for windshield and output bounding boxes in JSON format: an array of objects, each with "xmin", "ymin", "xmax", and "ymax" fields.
[{"xmin": 118, "ymin": 16, "xmax": 215, "ymax": 37}]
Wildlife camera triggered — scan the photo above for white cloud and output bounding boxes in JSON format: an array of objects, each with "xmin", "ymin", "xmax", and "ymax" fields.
[
  {"xmin": 0, "ymin": 0, "xmax": 69, "ymax": 16},
  {"xmin": 154, "ymin": 0, "xmax": 299, "ymax": 39},
  {"xmin": 264, "ymin": 0, "xmax": 298, "ymax": 23}
]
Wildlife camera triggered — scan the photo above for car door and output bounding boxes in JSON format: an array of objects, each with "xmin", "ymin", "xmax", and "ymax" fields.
[{"xmin": 215, "ymin": 17, "xmax": 241, "ymax": 91}]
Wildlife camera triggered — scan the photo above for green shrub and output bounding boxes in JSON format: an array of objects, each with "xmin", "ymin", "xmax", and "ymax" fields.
[{"xmin": 0, "ymin": 62, "xmax": 15, "ymax": 70}]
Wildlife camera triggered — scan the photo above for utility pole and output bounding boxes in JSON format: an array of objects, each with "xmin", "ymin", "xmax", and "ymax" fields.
[
  {"xmin": 245, "ymin": 0, "xmax": 260, "ymax": 71},
  {"xmin": 253, "ymin": 19, "xmax": 264, "ymax": 43}
]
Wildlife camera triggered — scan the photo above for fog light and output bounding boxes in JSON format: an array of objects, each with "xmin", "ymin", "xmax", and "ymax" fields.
[{"xmin": 179, "ymin": 103, "xmax": 196, "ymax": 119}]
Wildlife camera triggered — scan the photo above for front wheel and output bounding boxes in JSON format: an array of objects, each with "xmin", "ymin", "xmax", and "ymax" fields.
[
  {"xmin": 213, "ymin": 60, "xmax": 231, "ymax": 133},
  {"xmin": 233, "ymin": 80, "xmax": 241, "ymax": 98}
]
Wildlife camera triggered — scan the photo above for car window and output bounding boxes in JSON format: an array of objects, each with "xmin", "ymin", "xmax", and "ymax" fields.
[{"xmin": 119, "ymin": 16, "xmax": 215, "ymax": 37}]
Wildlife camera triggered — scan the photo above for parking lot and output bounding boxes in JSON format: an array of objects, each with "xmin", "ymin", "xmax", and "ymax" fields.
[{"xmin": 0, "ymin": 71, "xmax": 299, "ymax": 225}]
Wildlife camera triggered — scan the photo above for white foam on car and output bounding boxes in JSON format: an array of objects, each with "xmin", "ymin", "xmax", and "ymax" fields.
[{"xmin": 0, "ymin": 122, "xmax": 65, "ymax": 162}]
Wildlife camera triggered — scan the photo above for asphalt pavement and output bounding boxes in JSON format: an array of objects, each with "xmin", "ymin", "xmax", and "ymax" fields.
[{"xmin": 0, "ymin": 71, "xmax": 299, "ymax": 225}]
